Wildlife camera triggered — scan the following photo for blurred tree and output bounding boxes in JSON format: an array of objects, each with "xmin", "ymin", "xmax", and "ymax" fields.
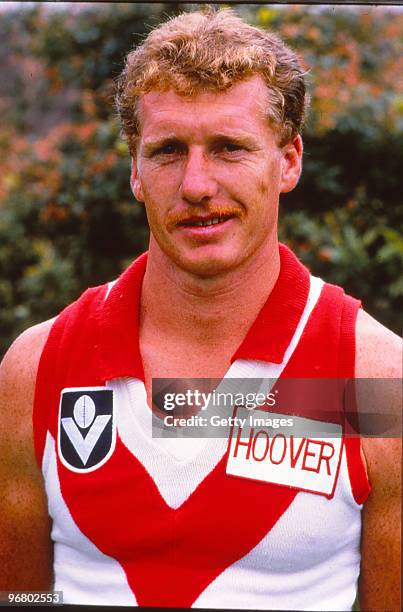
[
  {"xmin": 0, "ymin": 3, "xmax": 402, "ymax": 358},
  {"xmin": 252, "ymin": 5, "xmax": 403, "ymax": 333}
]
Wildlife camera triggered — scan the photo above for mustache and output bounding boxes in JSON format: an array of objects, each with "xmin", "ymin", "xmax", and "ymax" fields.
[{"xmin": 166, "ymin": 205, "xmax": 245, "ymax": 230}]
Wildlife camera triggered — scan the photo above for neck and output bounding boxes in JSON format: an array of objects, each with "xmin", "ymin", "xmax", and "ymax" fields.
[{"xmin": 140, "ymin": 236, "xmax": 280, "ymax": 350}]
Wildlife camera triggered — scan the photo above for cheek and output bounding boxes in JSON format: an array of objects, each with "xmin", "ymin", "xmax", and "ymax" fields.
[
  {"xmin": 264, "ymin": 158, "xmax": 282, "ymax": 187},
  {"xmin": 142, "ymin": 166, "xmax": 180, "ymax": 203},
  {"xmin": 141, "ymin": 181, "xmax": 174, "ymax": 232}
]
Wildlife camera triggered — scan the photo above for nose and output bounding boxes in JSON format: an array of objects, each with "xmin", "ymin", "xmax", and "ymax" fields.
[{"xmin": 180, "ymin": 148, "xmax": 218, "ymax": 204}]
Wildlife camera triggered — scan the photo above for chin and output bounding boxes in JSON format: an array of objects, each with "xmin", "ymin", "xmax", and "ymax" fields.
[{"xmin": 172, "ymin": 250, "xmax": 247, "ymax": 278}]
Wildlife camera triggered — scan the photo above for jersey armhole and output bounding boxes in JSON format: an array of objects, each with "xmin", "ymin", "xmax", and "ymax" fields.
[
  {"xmin": 344, "ymin": 436, "xmax": 371, "ymax": 505},
  {"xmin": 339, "ymin": 297, "xmax": 371, "ymax": 505},
  {"xmin": 32, "ymin": 316, "xmax": 63, "ymax": 469}
]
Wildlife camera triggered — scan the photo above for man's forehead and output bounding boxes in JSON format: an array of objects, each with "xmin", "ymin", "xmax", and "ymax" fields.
[{"xmin": 137, "ymin": 76, "xmax": 270, "ymax": 135}]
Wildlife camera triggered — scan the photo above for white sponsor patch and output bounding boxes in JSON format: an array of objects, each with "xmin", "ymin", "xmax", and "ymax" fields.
[{"xmin": 226, "ymin": 408, "xmax": 343, "ymax": 497}]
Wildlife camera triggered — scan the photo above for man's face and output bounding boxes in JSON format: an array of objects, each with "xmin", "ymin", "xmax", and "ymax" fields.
[{"xmin": 131, "ymin": 75, "xmax": 302, "ymax": 276}]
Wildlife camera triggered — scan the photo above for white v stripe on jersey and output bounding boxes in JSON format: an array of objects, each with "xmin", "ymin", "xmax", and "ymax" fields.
[{"xmin": 111, "ymin": 276, "xmax": 324, "ymax": 509}]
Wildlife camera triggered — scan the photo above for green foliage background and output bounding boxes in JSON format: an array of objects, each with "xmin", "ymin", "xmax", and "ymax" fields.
[{"xmin": 0, "ymin": 2, "xmax": 402, "ymax": 357}]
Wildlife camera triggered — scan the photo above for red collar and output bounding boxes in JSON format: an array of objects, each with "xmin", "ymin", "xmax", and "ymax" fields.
[{"xmin": 98, "ymin": 244, "xmax": 310, "ymax": 382}]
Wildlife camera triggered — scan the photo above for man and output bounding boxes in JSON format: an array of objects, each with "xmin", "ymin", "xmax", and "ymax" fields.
[{"xmin": 0, "ymin": 8, "xmax": 401, "ymax": 611}]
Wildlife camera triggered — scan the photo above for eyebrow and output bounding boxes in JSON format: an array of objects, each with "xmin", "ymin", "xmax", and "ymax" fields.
[
  {"xmin": 141, "ymin": 131, "xmax": 259, "ymax": 153},
  {"xmin": 209, "ymin": 132, "xmax": 259, "ymax": 148}
]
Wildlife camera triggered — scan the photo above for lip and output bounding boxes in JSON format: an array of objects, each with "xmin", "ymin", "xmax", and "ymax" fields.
[
  {"xmin": 175, "ymin": 216, "xmax": 236, "ymax": 239},
  {"xmin": 177, "ymin": 213, "xmax": 233, "ymax": 226}
]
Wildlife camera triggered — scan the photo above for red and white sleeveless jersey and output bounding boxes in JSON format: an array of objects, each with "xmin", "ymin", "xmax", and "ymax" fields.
[{"xmin": 33, "ymin": 244, "xmax": 370, "ymax": 609}]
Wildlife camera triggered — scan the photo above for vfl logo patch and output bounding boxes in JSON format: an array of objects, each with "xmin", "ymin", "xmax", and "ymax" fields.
[
  {"xmin": 226, "ymin": 407, "xmax": 343, "ymax": 498},
  {"xmin": 58, "ymin": 387, "xmax": 115, "ymax": 473}
]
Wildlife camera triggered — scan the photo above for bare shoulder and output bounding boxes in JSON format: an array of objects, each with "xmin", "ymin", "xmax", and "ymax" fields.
[
  {"xmin": 0, "ymin": 313, "xmax": 56, "ymax": 458},
  {"xmin": 355, "ymin": 308, "xmax": 402, "ymax": 378},
  {"xmin": 355, "ymin": 309, "xmax": 401, "ymax": 466},
  {"xmin": 0, "ymin": 319, "xmax": 55, "ymax": 589},
  {"xmin": 0, "ymin": 318, "xmax": 55, "ymax": 447},
  {"xmin": 0, "ymin": 318, "xmax": 55, "ymax": 389}
]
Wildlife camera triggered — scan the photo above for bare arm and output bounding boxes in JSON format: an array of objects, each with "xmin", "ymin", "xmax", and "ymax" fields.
[
  {"xmin": 356, "ymin": 309, "xmax": 402, "ymax": 612},
  {"xmin": 0, "ymin": 320, "xmax": 54, "ymax": 590}
]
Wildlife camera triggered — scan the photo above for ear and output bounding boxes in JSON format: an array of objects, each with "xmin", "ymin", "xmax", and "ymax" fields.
[
  {"xmin": 280, "ymin": 135, "xmax": 303, "ymax": 194},
  {"xmin": 130, "ymin": 157, "xmax": 145, "ymax": 203}
]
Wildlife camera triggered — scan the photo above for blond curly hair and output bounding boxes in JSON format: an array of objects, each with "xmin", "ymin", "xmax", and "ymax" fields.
[{"xmin": 115, "ymin": 8, "xmax": 308, "ymax": 151}]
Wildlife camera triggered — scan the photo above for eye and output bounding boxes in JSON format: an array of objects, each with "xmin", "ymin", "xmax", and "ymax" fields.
[
  {"xmin": 153, "ymin": 142, "xmax": 184, "ymax": 157},
  {"xmin": 215, "ymin": 141, "xmax": 245, "ymax": 156},
  {"xmin": 223, "ymin": 142, "xmax": 243, "ymax": 152}
]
